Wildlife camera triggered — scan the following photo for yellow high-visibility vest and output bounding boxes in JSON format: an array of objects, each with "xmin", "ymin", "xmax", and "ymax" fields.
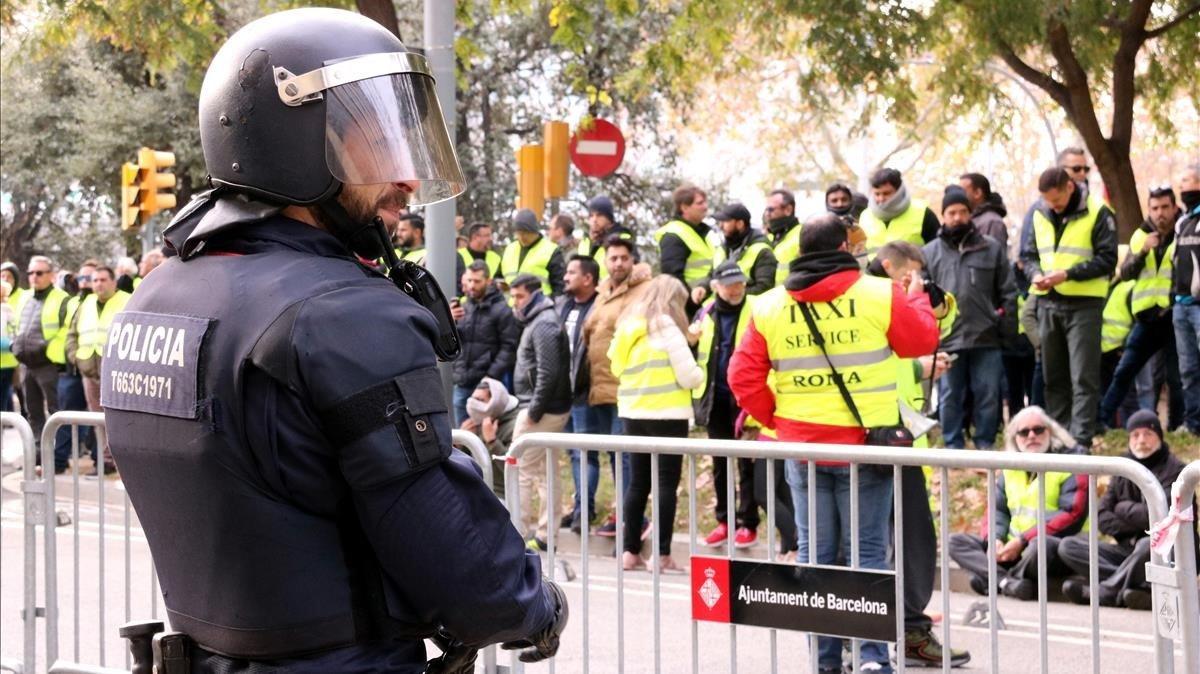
[
  {"xmin": 1101, "ymin": 280, "xmax": 1135, "ymax": 353},
  {"xmin": 578, "ymin": 230, "xmax": 633, "ymax": 281},
  {"xmin": 750, "ymin": 277, "xmax": 899, "ymax": 427},
  {"xmin": 859, "ymin": 199, "xmax": 929, "ymax": 258},
  {"xmin": 773, "ymin": 224, "xmax": 803, "ymax": 284},
  {"xmin": 397, "ymin": 247, "xmax": 427, "ymax": 266},
  {"xmin": 609, "ymin": 317, "xmax": 694, "ymax": 416},
  {"xmin": 14, "ymin": 287, "xmax": 70, "ymax": 365},
  {"xmin": 1128, "ymin": 229, "xmax": 1174, "ymax": 315},
  {"xmin": 653, "ymin": 220, "xmax": 714, "ymax": 287},
  {"xmin": 1029, "ymin": 201, "xmax": 1107, "ymax": 298},
  {"xmin": 713, "ymin": 241, "xmax": 771, "ymax": 285},
  {"xmin": 1003, "ymin": 469, "xmax": 1088, "ymax": 540},
  {"xmin": 75, "ymin": 291, "xmax": 131, "ymax": 361},
  {"xmin": 693, "ymin": 296, "xmax": 755, "ymax": 399},
  {"xmin": 501, "ymin": 237, "xmax": 557, "ymax": 295},
  {"xmin": 458, "ymin": 248, "xmax": 502, "ymax": 278}
]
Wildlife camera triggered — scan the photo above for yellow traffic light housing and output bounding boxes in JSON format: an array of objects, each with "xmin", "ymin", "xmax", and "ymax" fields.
[
  {"xmin": 137, "ymin": 148, "xmax": 176, "ymax": 216},
  {"xmin": 121, "ymin": 162, "xmax": 143, "ymax": 231},
  {"xmin": 515, "ymin": 144, "xmax": 545, "ymax": 220},
  {"xmin": 543, "ymin": 121, "xmax": 569, "ymax": 199}
]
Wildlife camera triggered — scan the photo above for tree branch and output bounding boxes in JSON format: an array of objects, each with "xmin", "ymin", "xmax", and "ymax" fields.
[
  {"xmin": 993, "ymin": 39, "xmax": 1071, "ymax": 113},
  {"xmin": 1145, "ymin": 3, "xmax": 1200, "ymax": 38}
]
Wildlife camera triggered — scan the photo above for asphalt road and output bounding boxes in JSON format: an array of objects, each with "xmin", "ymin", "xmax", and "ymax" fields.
[{"xmin": 0, "ymin": 424, "xmax": 1186, "ymax": 673}]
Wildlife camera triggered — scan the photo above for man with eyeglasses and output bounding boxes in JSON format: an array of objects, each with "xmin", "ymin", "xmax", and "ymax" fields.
[
  {"xmin": 1098, "ymin": 186, "xmax": 1183, "ymax": 432},
  {"xmin": 1021, "ymin": 165, "xmax": 1117, "ymax": 447},
  {"xmin": 948, "ymin": 405, "xmax": 1090, "ymax": 601},
  {"xmin": 1172, "ymin": 164, "xmax": 1200, "ymax": 437},
  {"xmin": 11, "ymin": 255, "xmax": 71, "ymax": 473}
]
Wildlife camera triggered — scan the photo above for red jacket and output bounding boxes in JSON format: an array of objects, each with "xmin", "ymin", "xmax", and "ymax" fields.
[{"xmin": 730, "ymin": 269, "xmax": 938, "ymax": 448}]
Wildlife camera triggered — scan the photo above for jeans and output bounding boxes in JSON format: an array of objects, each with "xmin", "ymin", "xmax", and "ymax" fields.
[
  {"xmin": 939, "ymin": 347, "xmax": 1003, "ymax": 448},
  {"xmin": 1174, "ymin": 304, "xmax": 1200, "ymax": 433},
  {"xmin": 787, "ymin": 461, "xmax": 893, "ymax": 668},
  {"xmin": 452, "ymin": 385, "xmax": 473, "ymax": 428},
  {"xmin": 567, "ymin": 403, "xmax": 630, "ymax": 517},
  {"xmin": 1099, "ymin": 316, "xmax": 1182, "ymax": 429},
  {"xmin": 621, "ymin": 418, "xmax": 687, "ymax": 556},
  {"xmin": 54, "ymin": 372, "xmax": 94, "ymax": 465}
]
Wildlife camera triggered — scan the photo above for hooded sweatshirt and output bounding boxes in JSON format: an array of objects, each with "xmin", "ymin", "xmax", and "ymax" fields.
[{"xmin": 730, "ymin": 250, "xmax": 940, "ymax": 447}]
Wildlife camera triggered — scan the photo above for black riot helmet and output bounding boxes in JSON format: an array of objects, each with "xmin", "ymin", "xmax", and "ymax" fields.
[{"xmin": 199, "ymin": 8, "xmax": 465, "ymax": 208}]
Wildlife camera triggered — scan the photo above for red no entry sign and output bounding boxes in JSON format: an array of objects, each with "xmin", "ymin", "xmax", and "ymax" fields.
[{"xmin": 569, "ymin": 119, "xmax": 626, "ymax": 178}]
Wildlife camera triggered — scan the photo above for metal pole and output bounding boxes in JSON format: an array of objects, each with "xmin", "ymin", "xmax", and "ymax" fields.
[{"xmin": 423, "ymin": 0, "xmax": 458, "ymax": 405}]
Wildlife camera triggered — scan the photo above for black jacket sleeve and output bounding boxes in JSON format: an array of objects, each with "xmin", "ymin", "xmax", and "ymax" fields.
[
  {"xmin": 1020, "ymin": 204, "xmax": 1043, "ymax": 279},
  {"xmin": 921, "ymin": 208, "xmax": 940, "ymax": 244},
  {"xmin": 659, "ymin": 232, "xmax": 691, "ymax": 284},
  {"xmin": 487, "ymin": 305, "xmax": 519, "ymax": 381},
  {"xmin": 546, "ymin": 248, "xmax": 566, "ymax": 297},
  {"xmin": 995, "ymin": 245, "xmax": 1019, "ymax": 341},
  {"xmin": 285, "ymin": 287, "xmax": 554, "ymax": 647},
  {"xmin": 527, "ymin": 322, "xmax": 569, "ymax": 420},
  {"xmin": 1096, "ymin": 476, "xmax": 1148, "ymax": 539},
  {"xmin": 748, "ymin": 247, "xmax": 778, "ymax": 295},
  {"xmin": 1066, "ymin": 206, "xmax": 1118, "ymax": 282}
]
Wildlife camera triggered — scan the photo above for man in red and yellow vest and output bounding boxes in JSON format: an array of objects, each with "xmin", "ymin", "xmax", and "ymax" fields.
[
  {"xmin": 729, "ymin": 214, "xmax": 938, "ymax": 673},
  {"xmin": 1020, "ymin": 166, "xmax": 1117, "ymax": 446}
]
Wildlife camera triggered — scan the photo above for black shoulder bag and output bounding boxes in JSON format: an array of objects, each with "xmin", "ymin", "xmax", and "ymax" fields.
[{"xmin": 795, "ymin": 302, "xmax": 913, "ymax": 448}]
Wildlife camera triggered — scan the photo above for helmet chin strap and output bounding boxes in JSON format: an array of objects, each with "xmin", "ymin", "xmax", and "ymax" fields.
[
  {"xmin": 317, "ymin": 192, "xmax": 392, "ymax": 262},
  {"xmin": 317, "ymin": 190, "xmax": 461, "ymax": 361}
]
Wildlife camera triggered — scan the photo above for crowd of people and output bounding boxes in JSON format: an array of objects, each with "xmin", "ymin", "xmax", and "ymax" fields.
[
  {"xmin": 3, "ymin": 149, "xmax": 1196, "ymax": 673},
  {"xmin": 1, "ymin": 252, "xmax": 163, "ymax": 475}
]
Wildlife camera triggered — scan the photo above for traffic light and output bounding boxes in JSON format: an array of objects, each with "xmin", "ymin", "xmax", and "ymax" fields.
[
  {"xmin": 543, "ymin": 121, "xmax": 569, "ymax": 199},
  {"xmin": 121, "ymin": 162, "xmax": 142, "ymax": 231},
  {"xmin": 119, "ymin": 148, "xmax": 177, "ymax": 231},
  {"xmin": 137, "ymin": 148, "xmax": 176, "ymax": 216},
  {"xmin": 515, "ymin": 144, "xmax": 544, "ymax": 220}
]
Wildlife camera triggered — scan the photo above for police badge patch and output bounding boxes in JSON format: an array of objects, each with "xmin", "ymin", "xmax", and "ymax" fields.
[{"xmin": 100, "ymin": 311, "xmax": 213, "ymax": 419}]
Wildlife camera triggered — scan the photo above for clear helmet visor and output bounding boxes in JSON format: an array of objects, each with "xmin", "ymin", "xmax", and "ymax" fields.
[{"xmin": 324, "ymin": 72, "xmax": 465, "ymax": 206}]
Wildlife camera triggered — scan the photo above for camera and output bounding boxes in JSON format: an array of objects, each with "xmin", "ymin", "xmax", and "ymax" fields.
[{"xmin": 920, "ymin": 270, "xmax": 947, "ymax": 310}]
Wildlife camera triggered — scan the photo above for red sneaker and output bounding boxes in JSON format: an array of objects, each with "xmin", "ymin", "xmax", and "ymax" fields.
[
  {"xmin": 733, "ymin": 527, "xmax": 757, "ymax": 548},
  {"xmin": 703, "ymin": 522, "xmax": 729, "ymax": 547}
]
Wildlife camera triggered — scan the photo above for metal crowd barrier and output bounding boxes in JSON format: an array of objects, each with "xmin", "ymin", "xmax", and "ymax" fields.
[
  {"xmin": 1166, "ymin": 461, "xmax": 1200, "ymax": 673},
  {"xmin": 505, "ymin": 431, "xmax": 1186, "ymax": 674},
  {"xmin": 3, "ymin": 410, "xmax": 504, "ymax": 674}
]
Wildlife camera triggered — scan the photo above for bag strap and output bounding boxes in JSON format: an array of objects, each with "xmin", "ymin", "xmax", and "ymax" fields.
[{"xmin": 796, "ymin": 301, "xmax": 867, "ymax": 429}]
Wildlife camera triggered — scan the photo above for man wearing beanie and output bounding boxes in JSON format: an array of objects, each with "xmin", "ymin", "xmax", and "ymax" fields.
[
  {"xmin": 712, "ymin": 202, "xmax": 777, "ymax": 295},
  {"xmin": 578, "ymin": 195, "xmax": 633, "ymax": 279},
  {"xmin": 501, "ymin": 208, "xmax": 565, "ymax": 297},
  {"xmin": 1172, "ymin": 164, "xmax": 1200, "ymax": 436},
  {"xmin": 922, "ymin": 185, "xmax": 1017, "ymax": 448},
  {"xmin": 1058, "ymin": 409, "xmax": 1192, "ymax": 609}
]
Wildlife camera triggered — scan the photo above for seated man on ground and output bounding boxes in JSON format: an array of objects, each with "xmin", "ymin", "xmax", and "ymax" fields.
[
  {"xmin": 948, "ymin": 406, "xmax": 1090, "ymax": 600},
  {"xmin": 1058, "ymin": 410, "xmax": 1190, "ymax": 609}
]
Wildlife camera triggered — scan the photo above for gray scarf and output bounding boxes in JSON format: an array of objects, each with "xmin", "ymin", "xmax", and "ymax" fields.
[{"xmin": 868, "ymin": 183, "xmax": 911, "ymax": 221}]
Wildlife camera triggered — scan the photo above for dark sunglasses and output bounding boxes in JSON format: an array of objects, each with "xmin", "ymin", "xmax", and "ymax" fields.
[
  {"xmin": 27, "ymin": 270, "xmax": 51, "ymax": 276},
  {"xmin": 1065, "ymin": 165, "xmax": 1091, "ymax": 174},
  {"xmin": 1016, "ymin": 426, "xmax": 1047, "ymax": 438}
]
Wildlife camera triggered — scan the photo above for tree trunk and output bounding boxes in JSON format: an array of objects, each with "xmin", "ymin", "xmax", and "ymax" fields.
[{"xmin": 1093, "ymin": 142, "xmax": 1143, "ymax": 242}]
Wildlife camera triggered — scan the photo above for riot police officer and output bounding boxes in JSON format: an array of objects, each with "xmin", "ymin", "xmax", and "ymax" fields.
[{"xmin": 101, "ymin": 8, "xmax": 566, "ymax": 672}]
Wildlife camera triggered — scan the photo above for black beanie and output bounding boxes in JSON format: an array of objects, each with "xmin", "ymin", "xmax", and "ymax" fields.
[
  {"xmin": 1125, "ymin": 409, "xmax": 1163, "ymax": 440},
  {"xmin": 942, "ymin": 185, "xmax": 971, "ymax": 213}
]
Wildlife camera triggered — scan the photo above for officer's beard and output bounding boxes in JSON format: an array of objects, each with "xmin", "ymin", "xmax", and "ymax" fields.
[{"xmin": 312, "ymin": 184, "xmax": 409, "ymax": 232}]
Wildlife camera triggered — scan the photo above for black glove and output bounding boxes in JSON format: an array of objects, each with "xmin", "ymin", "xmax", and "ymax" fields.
[
  {"xmin": 425, "ymin": 629, "xmax": 478, "ymax": 674},
  {"xmin": 501, "ymin": 577, "xmax": 569, "ymax": 663}
]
